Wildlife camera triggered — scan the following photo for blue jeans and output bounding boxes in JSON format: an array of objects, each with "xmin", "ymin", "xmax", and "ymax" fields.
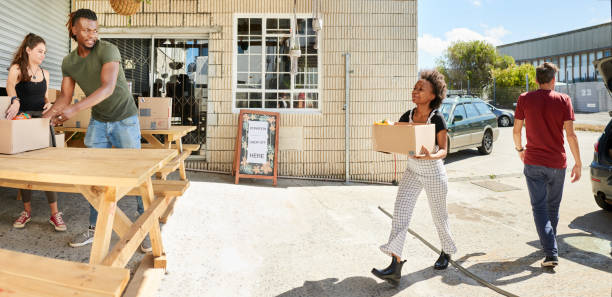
[
  {"xmin": 84, "ymin": 115, "xmax": 144, "ymax": 227},
  {"xmin": 523, "ymin": 164, "xmax": 566, "ymax": 257}
]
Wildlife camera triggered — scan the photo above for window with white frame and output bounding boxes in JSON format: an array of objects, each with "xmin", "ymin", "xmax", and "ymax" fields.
[{"xmin": 234, "ymin": 16, "xmax": 320, "ymax": 111}]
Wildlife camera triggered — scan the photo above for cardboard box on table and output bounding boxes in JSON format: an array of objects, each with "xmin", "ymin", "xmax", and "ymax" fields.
[
  {"xmin": 62, "ymin": 97, "xmax": 91, "ymax": 128},
  {"xmin": 138, "ymin": 97, "xmax": 172, "ymax": 130},
  {"xmin": 371, "ymin": 123, "xmax": 436, "ymax": 157},
  {"xmin": 0, "ymin": 97, "xmax": 50, "ymax": 154}
]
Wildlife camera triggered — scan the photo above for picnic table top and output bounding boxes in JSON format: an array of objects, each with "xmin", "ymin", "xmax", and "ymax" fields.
[
  {"xmin": 55, "ymin": 125, "xmax": 197, "ymax": 136},
  {"xmin": 0, "ymin": 147, "xmax": 177, "ymax": 188}
]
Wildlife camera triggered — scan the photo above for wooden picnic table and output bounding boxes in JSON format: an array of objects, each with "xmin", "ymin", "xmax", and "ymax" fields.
[
  {"xmin": 0, "ymin": 147, "xmax": 177, "ymax": 268},
  {"xmin": 55, "ymin": 125, "xmax": 197, "ymax": 180}
]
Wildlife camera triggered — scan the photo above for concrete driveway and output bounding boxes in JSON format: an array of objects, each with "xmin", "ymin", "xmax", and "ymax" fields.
[
  {"xmin": 156, "ymin": 127, "xmax": 611, "ymax": 297},
  {"xmin": 0, "ymin": 127, "xmax": 609, "ymax": 296}
]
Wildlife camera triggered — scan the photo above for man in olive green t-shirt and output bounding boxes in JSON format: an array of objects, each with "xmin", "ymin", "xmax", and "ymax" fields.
[{"xmin": 44, "ymin": 9, "xmax": 150, "ymax": 252}]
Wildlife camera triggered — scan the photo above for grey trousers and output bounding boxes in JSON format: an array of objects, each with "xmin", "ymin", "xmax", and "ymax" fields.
[
  {"xmin": 19, "ymin": 189, "xmax": 57, "ymax": 204},
  {"xmin": 380, "ymin": 158, "xmax": 457, "ymax": 258}
]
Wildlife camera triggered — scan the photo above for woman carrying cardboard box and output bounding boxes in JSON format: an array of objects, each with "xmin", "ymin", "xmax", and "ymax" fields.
[
  {"xmin": 371, "ymin": 70, "xmax": 456, "ymax": 286},
  {"xmin": 4, "ymin": 33, "xmax": 67, "ymax": 232}
]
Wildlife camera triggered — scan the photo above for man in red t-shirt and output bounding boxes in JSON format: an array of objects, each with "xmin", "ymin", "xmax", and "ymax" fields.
[{"xmin": 513, "ymin": 62, "xmax": 581, "ymax": 268}]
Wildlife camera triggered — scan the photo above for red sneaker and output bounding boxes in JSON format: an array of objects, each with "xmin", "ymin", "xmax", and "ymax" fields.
[
  {"xmin": 49, "ymin": 212, "xmax": 67, "ymax": 232},
  {"xmin": 13, "ymin": 211, "xmax": 31, "ymax": 228}
]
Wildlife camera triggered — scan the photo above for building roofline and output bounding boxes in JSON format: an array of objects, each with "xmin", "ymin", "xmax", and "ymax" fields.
[{"xmin": 497, "ymin": 22, "xmax": 611, "ymax": 49}]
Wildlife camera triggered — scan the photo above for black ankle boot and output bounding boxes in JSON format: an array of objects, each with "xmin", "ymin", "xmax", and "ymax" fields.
[
  {"xmin": 434, "ymin": 252, "xmax": 450, "ymax": 270},
  {"xmin": 371, "ymin": 257, "xmax": 406, "ymax": 287}
]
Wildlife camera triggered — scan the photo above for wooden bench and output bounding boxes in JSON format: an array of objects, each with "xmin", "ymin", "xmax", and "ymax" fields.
[
  {"xmin": 141, "ymin": 143, "xmax": 200, "ymax": 152},
  {"xmin": 127, "ymin": 179, "xmax": 190, "ymax": 224},
  {"xmin": 0, "ymin": 248, "xmax": 129, "ymax": 297}
]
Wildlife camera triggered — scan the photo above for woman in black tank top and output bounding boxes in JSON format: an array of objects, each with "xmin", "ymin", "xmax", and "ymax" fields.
[{"xmin": 5, "ymin": 33, "xmax": 66, "ymax": 232}]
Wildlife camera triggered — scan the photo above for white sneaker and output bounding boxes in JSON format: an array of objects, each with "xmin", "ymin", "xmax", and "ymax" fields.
[{"xmin": 69, "ymin": 226, "xmax": 95, "ymax": 247}]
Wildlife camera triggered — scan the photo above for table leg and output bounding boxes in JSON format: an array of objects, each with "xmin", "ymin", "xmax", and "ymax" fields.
[
  {"xmin": 79, "ymin": 186, "xmax": 132, "ymax": 238},
  {"xmin": 142, "ymin": 134, "xmax": 164, "ymax": 149},
  {"xmin": 163, "ymin": 135, "xmax": 171, "ymax": 149},
  {"xmin": 177, "ymin": 138, "xmax": 187, "ymax": 181},
  {"xmin": 88, "ymin": 186, "xmax": 117, "ymax": 265},
  {"xmin": 139, "ymin": 178, "xmax": 165, "ymax": 260}
]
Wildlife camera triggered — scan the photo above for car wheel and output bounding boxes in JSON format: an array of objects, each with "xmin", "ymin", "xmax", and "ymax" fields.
[
  {"xmin": 499, "ymin": 116, "xmax": 510, "ymax": 127},
  {"xmin": 594, "ymin": 192, "xmax": 612, "ymax": 211},
  {"xmin": 478, "ymin": 130, "xmax": 493, "ymax": 155}
]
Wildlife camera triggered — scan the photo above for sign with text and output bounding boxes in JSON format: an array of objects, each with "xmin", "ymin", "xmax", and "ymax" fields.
[{"xmin": 233, "ymin": 110, "xmax": 280, "ymax": 185}]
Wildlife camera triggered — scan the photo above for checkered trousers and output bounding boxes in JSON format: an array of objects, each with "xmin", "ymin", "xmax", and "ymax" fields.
[{"xmin": 380, "ymin": 158, "xmax": 457, "ymax": 258}]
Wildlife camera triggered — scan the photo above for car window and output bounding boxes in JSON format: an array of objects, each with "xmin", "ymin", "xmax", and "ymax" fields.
[
  {"xmin": 475, "ymin": 102, "xmax": 493, "ymax": 115},
  {"xmin": 464, "ymin": 102, "xmax": 480, "ymax": 118},
  {"xmin": 440, "ymin": 103, "xmax": 452, "ymax": 121},
  {"xmin": 452, "ymin": 104, "xmax": 467, "ymax": 122}
]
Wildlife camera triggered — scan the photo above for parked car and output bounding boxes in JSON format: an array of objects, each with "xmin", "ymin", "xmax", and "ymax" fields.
[
  {"xmin": 590, "ymin": 55, "xmax": 612, "ymax": 211},
  {"xmin": 439, "ymin": 97, "xmax": 500, "ymax": 155},
  {"xmin": 486, "ymin": 103, "xmax": 515, "ymax": 127}
]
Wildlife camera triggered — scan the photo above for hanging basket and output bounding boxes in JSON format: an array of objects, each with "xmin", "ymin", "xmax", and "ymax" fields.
[{"xmin": 109, "ymin": 0, "xmax": 142, "ymax": 16}]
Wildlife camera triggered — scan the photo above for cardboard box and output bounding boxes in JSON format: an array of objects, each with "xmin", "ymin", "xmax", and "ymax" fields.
[
  {"xmin": 0, "ymin": 118, "xmax": 50, "ymax": 154},
  {"xmin": 0, "ymin": 96, "xmax": 10, "ymax": 119},
  {"xmin": 52, "ymin": 132, "xmax": 65, "ymax": 148},
  {"xmin": 372, "ymin": 123, "xmax": 436, "ymax": 156},
  {"xmin": 138, "ymin": 97, "xmax": 172, "ymax": 130},
  {"xmin": 47, "ymin": 88, "xmax": 61, "ymax": 103},
  {"xmin": 62, "ymin": 98, "xmax": 91, "ymax": 128}
]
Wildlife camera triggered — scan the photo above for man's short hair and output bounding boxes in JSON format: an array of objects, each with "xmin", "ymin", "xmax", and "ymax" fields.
[
  {"xmin": 67, "ymin": 9, "xmax": 98, "ymax": 41},
  {"xmin": 536, "ymin": 62, "xmax": 558, "ymax": 84}
]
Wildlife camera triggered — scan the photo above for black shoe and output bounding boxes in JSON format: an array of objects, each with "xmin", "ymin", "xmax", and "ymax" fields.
[
  {"xmin": 541, "ymin": 256, "xmax": 558, "ymax": 267},
  {"xmin": 371, "ymin": 257, "xmax": 406, "ymax": 287},
  {"xmin": 434, "ymin": 252, "xmax": 450, "ymax": 270}
]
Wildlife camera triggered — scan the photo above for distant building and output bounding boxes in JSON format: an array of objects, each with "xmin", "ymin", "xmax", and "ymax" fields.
[{"xmin": 497, "ymin": 22, "xmax": 612, "ymax": 112}]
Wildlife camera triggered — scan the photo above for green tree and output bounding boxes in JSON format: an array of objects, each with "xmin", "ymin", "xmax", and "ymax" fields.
[
  {"xmin": 436, "ymin": 40, "xmax": 514, "ymax": 96},
  {"xmin": 487, "ymin": 63, "xmax": 538, "ymax": 107}
]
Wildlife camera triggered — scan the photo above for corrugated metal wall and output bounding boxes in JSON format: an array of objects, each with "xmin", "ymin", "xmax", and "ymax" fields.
[
  {"xmin": 497, "ymin": 23, "xmax": 612, "ymax": 60},
  {"xmin": 0, "ymin": 0, "xmax": 71, "ymax": 89},
  {"xmin": 75, "ymin": 0, "xmax": 417, "ymax": 183}
]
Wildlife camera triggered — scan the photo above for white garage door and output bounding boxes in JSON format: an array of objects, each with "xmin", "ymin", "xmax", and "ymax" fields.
[{"xmin": 0, "ymin": 0, "xmax": 70, "ymax": 89}]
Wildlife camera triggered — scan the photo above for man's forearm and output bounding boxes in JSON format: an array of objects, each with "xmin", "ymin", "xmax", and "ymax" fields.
[{"xmin": 567, "ymin": 133, "xmax": 582, "ymax": 166}]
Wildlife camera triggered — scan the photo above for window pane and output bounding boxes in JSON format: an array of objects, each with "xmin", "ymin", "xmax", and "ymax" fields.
[
  {"xmin": 249, "ymin": 37, "xmax": 262, "ymax": 54},
  {"xmin": 307, "ymin": 37, "xmax": 317, "ymax": 54},
  {"xmin": 266, "ymin": 37, "xmax": 278, "ymax": 54},
  {"xmin": 566, "ymin": 55, "xmax": 573, "ymax": 81},
  {"xmin": 236, "ymin": 92, "xmax": 248, "ymax": 100},
  {"xmin": 266, "ymin": 19, "xmax": 278, "ymax": 30},
  {"xmin": 250, "ymin": 19, "xmax": 262, "ymax": 35},
  {"xmin": 453, "ymin": 104, "xmax": 467, "ymax": 120},
  {"xmin": 589, "ymin": 52, "xmax": 595, "ymax": 80},
  {"xmin": 293, "ymin": 93, "xmax": 306, "ymax": 108},
  {"xmin": 581, "ymin": 53, "xmax": 587, "ymax": 81},
  {"xmin": 265, "ymin": 73, "xmax": 278, "ymax": 89},
  {"xmin": 474, "ymin": 102, "xmax": 490, "ymax": 115},
  {"xmin": 279, "ymin": 19, "xmax": 290, "ymax": 30},
  {"xmin": 266, "ymin": 55, "xmax": 278, "ymax": 72},
  {"xmin": 307, "ymin": 19, "xmax": 315, "ymax": 35},
  {"xmin": 237, "ymin": 56, "xmax": 248, "ymax": 72},
  {"xmin": 237, "ymin": 100, "xmax": 248, "ymax": 108},
  {"xmin": 248, "ymin": 73, "xmax": 261, "ymax": 88},
  {"xmin": 297, "ymin": 56, "xmax": 306, "ymax": 72},
  {"xmin": 250, "ymin": 55, "xmax": 261, "ymax": 72},
  {"xmin": 573, "ymin": 55, "xmax": 579, "ymax": 81},
  {"xmin": 237, "ymin": 73, "xmax": 248, "ymax": 86},
  {"xmin": 237, "ymin": 37, "xmax": 249, "ymax": 54},
  {"xmin": 297, "ymin": 19, "xmax": 306, "ymax": 35},
  {"xmin": 238, "ymin": 19, "xmax": 249, "ymax": 35},
  {"xmin": 278, "ymin": 74, "xmax": 291, "ymax": 89},
  {"xmin": 306, "ymin": 56, "xmax": 318, "ymax": 72},
  {"xmin": 559, "ymin": 57, "xmax": 565, "ymax": 82},
  {"xmin": 278, "ymin": 55, "xmax": 290, "ymax": 72}
]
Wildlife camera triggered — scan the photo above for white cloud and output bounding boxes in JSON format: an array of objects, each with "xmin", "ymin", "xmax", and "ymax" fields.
[
  {"xmin": 472, "ymin": 0, "xmax": 482, "ymax": 7},
  {"xmin": 418, "ymin": 26, "xmax": 510, "ymax": 67}
]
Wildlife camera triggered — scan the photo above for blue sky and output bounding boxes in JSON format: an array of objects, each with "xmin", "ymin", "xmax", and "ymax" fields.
[{"xmin": 418, "ymin": 0, "xmax": 612, "ymax": 69}]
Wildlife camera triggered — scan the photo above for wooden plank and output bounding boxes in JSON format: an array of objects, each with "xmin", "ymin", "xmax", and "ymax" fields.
[
  {"xmin": 0, "ymin": 249, "xmax": 129, "ymax": 297},
  {"xmin": 127, "ymin": 180, "xmax": 189, "ymax": 197},
  {"xmin": 0, "ymin": 148, "xmax": 177, "ymax": 187},
  {"xmin": 80, "ymin": 186, "xmax": 133, "ymax": 238},
  {"xmin": 159, "ymin": 196, "xmax": 177, "ymax": 224},
  {"xmin": 141, "ymin": 143, "xmax": 200, "ymax": 151},
  {"xmin": 141, "ymin": 134, "xmax": 164, "ymax": 149},
  {"xmin": 89, "ymin": 187, "xmax": 117, "ymax": 265},
  {"xmin": 139, "ymin": 178, "xmax": 165, "ymax": 261},
  {"xmin": 122, "ymin": 254, "xmax": 164, "ymax": 297},
  {"xmin": 102, "ymin": 192, "xmax": 168, "ymax": 268}
]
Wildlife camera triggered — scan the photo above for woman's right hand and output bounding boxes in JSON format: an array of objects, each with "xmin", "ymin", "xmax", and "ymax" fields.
[{"xmin": 5, "ymin": 101, "xmax": 19, "ymax": 120}]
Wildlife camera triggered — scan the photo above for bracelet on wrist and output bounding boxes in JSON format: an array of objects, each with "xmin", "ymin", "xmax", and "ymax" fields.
[{"xmin": 515, "ymin": 147, "xmax": 525, "ymax": 152}]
